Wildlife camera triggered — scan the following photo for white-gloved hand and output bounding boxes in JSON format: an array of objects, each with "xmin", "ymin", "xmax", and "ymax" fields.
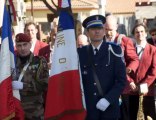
[
  {"xmin": 139, "ymin": 83, "xmax": 148, "ymax": 95},
  {"xmin": 12, "ymin": 81, "xmax": 23, "ymax": 90},
  {"xmin": 96, "ymin": 98, "xmax": 110, "ymax": 111}
]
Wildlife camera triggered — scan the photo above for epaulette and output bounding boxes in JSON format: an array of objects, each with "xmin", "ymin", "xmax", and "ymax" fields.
[
  {"xmin": 78, "ymin": 45, "xmax": 89, "ymax": 49},
  {"xmin": 33, "ymin": 55, "xmax": 47, "ymax": 61},
  {"xmin": 77, "ymin": 45, "xmax": 88, "ymax": 53},
  {"xmin": 31, "ymin": 56, "xmax": 47, "ymax": 71},
  {"xmin": 106, "ymin": 41, "xmax": 120, "ymax": 46},
  {"xmin": 106, "ymin": 43, "xmax": 124, "ymax": 66},
  {"xmin": 107, "ymin": 43, "xmax": 123, "ymax": 57},
  {"xmin": 33, "ymin": 56, "xmax": 39, "ymax": 59},
  {"xmin": 31, "ymin": 56, "xmax": 40, "ymax": 63}
]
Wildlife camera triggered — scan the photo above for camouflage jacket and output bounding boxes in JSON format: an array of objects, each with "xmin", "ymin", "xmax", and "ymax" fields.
[{"xmin": 15, "ymin": 53, "xmax": 49, "ymax": 120}]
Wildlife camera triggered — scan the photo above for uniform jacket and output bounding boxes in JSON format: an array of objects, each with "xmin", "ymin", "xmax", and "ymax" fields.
[
  {"xmin": 132, "ymin": 43, "xmax": 156, "ymax": 96},
  {"xmin": 78, "ymin": 41, "xmax": 126, "ymax": 120},
  {"xmin": 15, "ymin": 53, "xmax": 49, "ymax": 119},
  {"xmin": 33, "ymin": 40, "xmax": 51, "ymax": 62}
]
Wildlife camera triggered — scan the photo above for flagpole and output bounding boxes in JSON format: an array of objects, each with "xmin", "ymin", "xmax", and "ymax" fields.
[{"xmin": 0, "ymin": 0, "xmax": 5, "ymax": 27}]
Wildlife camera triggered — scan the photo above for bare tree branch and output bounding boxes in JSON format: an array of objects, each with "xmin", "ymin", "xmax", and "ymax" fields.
[
  {"xmin": 42, "ymin": 0, "xmax": 59, "ymax": 18},
  {"xmin": 51, "ymin": 0, "xmax": 58, "ymax": 8}
]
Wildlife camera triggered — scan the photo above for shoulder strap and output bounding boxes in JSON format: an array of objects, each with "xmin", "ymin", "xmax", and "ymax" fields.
[
  {"xmin": 13, "ymin": 63, "xmax": 30, "ymax": 100},
  {"xmin": 17, "ymin": 53, "xmax": 33, "ymax": 82},
  {"xmin": 17, "ymin": 63, "xmax": 30, "ymax": 82},
  {"xmin": 87, "ymin": 46, "xmax": 104, "ymax": 97},
  {"xmin": 108, "ymin": 44, "xmax": 124, "ymax": 58}
]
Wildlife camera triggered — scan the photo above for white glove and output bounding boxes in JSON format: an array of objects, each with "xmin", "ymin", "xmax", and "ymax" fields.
[
  {"xmin": 96, "ymin": 98, "xmax": 110, "ymax": 111},
  {"xmin": 139, "ymin": 83, "xmax": 148, "ymax": 95},
  {"xmin": 12, "ymin": 81, "xmax": 23, "ymax": 90}
]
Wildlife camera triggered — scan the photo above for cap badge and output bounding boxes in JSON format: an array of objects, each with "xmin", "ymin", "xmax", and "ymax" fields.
[{"xmin": 96, "ymin": 16, "xmax": 99, "ymax": 20}]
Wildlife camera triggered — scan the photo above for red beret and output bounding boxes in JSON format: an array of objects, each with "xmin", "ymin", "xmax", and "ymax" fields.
[{"xmin": 15, "ymin": 33, "xmax": 31, "ymax": 42}]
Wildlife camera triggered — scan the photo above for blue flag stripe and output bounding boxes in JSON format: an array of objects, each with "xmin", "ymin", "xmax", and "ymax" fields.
[{"xmin": 2, "ymin": 5, "xmax": 14, "ymax": 55}]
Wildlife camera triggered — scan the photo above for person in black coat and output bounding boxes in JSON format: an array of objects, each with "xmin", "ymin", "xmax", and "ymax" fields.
[
  {"xmin": 78, "ymin": 14, "xmax": 126, "ymax": 120},
  {"xmin": 147, "ymin": 28, "xmax": 156, "ymax": 47}
]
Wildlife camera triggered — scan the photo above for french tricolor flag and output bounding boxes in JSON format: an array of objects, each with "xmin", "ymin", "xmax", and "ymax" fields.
[
  {"xmin": 44, "ymin": 0, "xmax": 86, "ymax": 120},
  {"xmin": 0, "ymin": 3, "xmax": 24, "ymax": 120}
]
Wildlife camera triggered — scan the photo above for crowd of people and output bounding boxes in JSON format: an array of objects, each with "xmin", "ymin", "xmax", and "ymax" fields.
[{"xmin": 0, "ymin": 12, "xmax": 156, "ymax": 120}]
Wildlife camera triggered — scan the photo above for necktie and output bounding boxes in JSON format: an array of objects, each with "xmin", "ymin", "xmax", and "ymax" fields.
[
  {"xmin": 136, "ymin": 46, "xmax": 144, "ymax": 59},
  {"xmin": 94, "ymin": 48, "xmax": 98, "ymax": 56},
  {"xmin": 137, "ymin": 47, "xmax": 144, "ymax": 56}
]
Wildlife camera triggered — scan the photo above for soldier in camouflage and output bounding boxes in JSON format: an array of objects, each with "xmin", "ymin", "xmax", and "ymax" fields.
[{"xmin": 12, "ymin": 33, "xmax": 49, "ymax": 120}]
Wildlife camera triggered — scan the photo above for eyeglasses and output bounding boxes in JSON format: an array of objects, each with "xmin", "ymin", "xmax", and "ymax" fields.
[{"xmin": 151, "ymin": 33, "xmax": 156, "ymax": 36}]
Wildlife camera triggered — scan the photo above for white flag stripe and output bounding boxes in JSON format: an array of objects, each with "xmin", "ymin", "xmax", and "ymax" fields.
[
  {"xmin": 0, "ymin": 37, "xmax": 13, "ymax": 83},
  {"xmin": 50, "ymin": 29, "xmax": 78, "ymax": 76},
  {"xmin": 61, "ymin": 0, "xmax": 69, "ymax": 8}
]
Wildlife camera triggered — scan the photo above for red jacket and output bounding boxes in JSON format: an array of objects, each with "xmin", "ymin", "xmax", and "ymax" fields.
[
  {"xmin": 134, "ymin": 43, "xmax": 156, "ymax": 96},
  {"xmin": 124, "ymin": 43, "xmax": 156, "ymax": 96},
  {"xmin": 114, "ymin": 34, "xmax": 139, "ymax": 73},
  {"xmin": 33, "ymin": 40, "xmax": 50, "ymax": 62}
]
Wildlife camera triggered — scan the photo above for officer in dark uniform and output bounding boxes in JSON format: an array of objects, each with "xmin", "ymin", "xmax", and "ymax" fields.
[
  {"xmin": 78, "ymin": 15, "xmax": 126, "ymax": 120},
  {"xmin": 12, "ymin": 33, "xmax": 49, "ymax": 120}
]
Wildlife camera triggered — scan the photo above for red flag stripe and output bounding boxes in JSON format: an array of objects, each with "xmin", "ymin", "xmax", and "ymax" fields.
[
  {"xmin": 45, "ymin": 70, "xmax": 86, "ymax": 120},
  {"xmin": 58, "ymin": 0, "xmax": 62, "ymax": 8},
  {"xmin": 9, "ymin": 0, "xmax": 17, "ymax": 25},
  {"xmin": 0, "ymin": 77, "xmax": 15, "ymax": 119}
]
